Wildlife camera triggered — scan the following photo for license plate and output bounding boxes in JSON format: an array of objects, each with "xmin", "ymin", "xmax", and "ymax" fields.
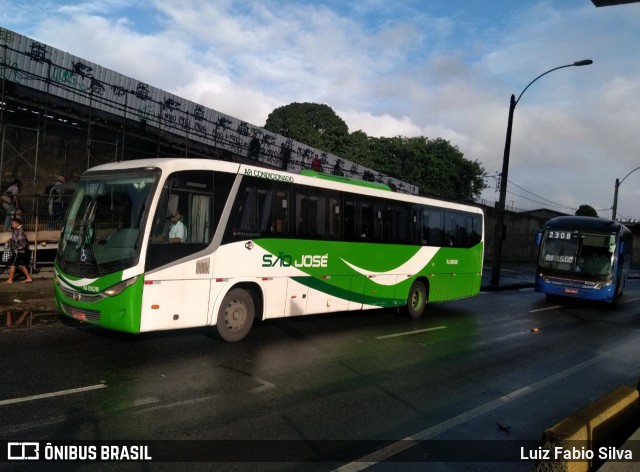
[
  {"xmin": 564, "ymin": 288, "xmax": 579, "ymax": 294},
  {"xmin": 70, "ymin": 309, "xmax": 87, "ymax": 321}
]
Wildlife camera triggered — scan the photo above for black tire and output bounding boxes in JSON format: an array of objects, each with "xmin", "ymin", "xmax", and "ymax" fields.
[
  {"xmin": 406, "ymin": 280, "xmax": 427, "ymax": 319},
  {"xmin": 216, "ymin": 288, "xmax": 255, "ymax": 342}
]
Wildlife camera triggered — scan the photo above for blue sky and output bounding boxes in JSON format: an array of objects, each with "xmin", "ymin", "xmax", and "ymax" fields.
[{"xmin": 2, "ymin": 0, "xmax": 640, "ymax": 219}]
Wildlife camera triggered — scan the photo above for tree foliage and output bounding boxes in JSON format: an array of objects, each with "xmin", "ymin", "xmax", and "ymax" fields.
[
  {"xmin": 575, "ymin": 205, "xmax": 598, "ymax": 217},
  {"xmin": 265, "ymin": 102, "xmax": 349, "ymax": 155},
  {"xmin": 264, "ymin": 102, "xmax": 486, "ymax": 200}
]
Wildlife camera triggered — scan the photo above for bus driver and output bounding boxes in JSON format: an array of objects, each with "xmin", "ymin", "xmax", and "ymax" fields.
[{"xmin": 168, "ymin": 210, "xmax": 186, "ymax": 243}]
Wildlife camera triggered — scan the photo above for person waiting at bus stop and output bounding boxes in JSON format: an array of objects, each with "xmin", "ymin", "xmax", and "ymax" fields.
[
  {"xmin": 47, "ymin": 175, "xmax": 66, "ymax": 228},
  {"xmin": 168, "ymin": 210, "xmax": 187, "ymax": 243},
  {"xmin": 2, "ymin": 217, "xmax": 33, "ymax": 284}
]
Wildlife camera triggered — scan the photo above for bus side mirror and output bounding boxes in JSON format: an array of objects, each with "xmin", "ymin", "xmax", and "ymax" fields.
[{"xmin": 534, "ymin": 231, "xmax": 542, "ymax": 246}]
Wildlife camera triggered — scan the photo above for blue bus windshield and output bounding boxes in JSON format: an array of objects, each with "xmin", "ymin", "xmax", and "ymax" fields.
[{"xmin": 539, "ymin": 231, "xmax": 616, "ymax": 279}]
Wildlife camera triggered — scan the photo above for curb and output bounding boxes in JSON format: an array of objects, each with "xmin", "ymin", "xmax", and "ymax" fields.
[
  {"xmin": 481, "ymin": 283, "xmax": 535, "ymax": 292},
  {"xmin": 533, "ymin": 385, "xmax": 640, "ymax": 472}
]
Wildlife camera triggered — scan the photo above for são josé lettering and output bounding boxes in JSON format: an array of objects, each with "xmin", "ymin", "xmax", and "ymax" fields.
[
  {"xmin": 521, "ymin": 446, "xmax": 632, "ymax": 461},
  {"xmin": 262, "ymin": 253, "xmax": 328, "ymax": 268}
]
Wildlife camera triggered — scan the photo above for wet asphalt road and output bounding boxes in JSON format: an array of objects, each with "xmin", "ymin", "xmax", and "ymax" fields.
[{"xmin": 1, "ymin": 280, "xmax": 640, "ymax": 472}]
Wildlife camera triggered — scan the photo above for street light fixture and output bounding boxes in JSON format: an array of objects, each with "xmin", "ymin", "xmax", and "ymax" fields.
[
  {"xmin": 611, "ymin": 165, "xmax": 640, "ymax": 220},
  {"xmin": 490, "ymin": 59, "xmax": 593, "ymax": 286}
]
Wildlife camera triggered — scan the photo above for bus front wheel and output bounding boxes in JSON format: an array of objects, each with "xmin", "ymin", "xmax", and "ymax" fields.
[
  {"xmin": 406, "ymin": 281, "xmax": 427, "ymax": 319},
  {"xmin": 216, "ymin": 288, "xmax": 255, "ymax": 342}
]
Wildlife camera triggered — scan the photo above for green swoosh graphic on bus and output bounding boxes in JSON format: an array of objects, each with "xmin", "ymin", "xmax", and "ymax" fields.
[
  {"xmin": 293, "ymin": 275, "xmax": 406, "ymax": 307},
  {"xmin": 56, "ymin": 266, "xmax": 125, "ymax": 293},
  {"xmin": 55, "ymin": 270, "xmax": 99, "ymax": 288},
  {"xmin": 340, "ymin": 246, "xmax": 439, "ymax": 284}
]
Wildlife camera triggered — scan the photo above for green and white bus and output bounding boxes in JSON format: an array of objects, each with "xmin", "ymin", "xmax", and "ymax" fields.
[{"xmin": 54, "ymin": 158, "xmax": 483, "ymax": 341}]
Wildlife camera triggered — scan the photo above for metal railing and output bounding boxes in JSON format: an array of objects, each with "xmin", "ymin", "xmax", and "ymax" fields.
[{"xmin": 2, "ymin": 193, "xmax": 70, "ymax": 273}]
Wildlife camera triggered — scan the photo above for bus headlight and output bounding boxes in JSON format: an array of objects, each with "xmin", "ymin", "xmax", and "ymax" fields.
[
  {"xmin": 103, "ymin": 276, "xmax": 139, "ymax": 297},
  {"xmin": 593, "ymin": 278, "xmax": 614, "ymax": 290}
]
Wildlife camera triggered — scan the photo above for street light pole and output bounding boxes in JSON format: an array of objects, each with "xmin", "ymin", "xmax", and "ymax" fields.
[
  {"xmin": 490, "ymin": 59, "xmax": 593, "ymax": 286},
  {"xmin": 611, "ymin": 165, "xmax": 640, "ymax": 220}
]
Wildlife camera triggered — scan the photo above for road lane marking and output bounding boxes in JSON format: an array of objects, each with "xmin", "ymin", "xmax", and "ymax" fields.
[
  {"xmin": 619, "ymin": 297, "xmax": 640, "ymax": 305},
  {"xmin": 375, "ymin": 326, "xmax": 446, "ymax": 339},
  {"xmin": 530, "ymin": 305, "xmax": 561, "ymax": 313},
  {"xmin": 132, "ymin": 397, "xmax": 160, "ymax": 406},
  {"xmin": 253, "ymin": 376, "xmax": 275, "ymax": 392},
  {"xmin": 0, "ymin": 384, "xmax": 107, "ymax": 406},
  {"xmin": 334, "ymin": 356, "xmax": 601, "ymax": 471}
]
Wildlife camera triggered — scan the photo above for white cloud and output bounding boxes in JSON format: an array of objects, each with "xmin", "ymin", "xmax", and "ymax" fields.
[{"xmin": 338, "ymin": 110, "xmax": 422, "ymax": 137}]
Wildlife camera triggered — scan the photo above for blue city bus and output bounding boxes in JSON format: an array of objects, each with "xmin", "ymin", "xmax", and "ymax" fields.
[{"xmin": 535, "ymin": 216, "xmax": 632, "ymax": 303}]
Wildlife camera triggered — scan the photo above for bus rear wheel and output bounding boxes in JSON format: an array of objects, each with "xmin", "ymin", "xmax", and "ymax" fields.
[
  {"xmin": 216, "ymin": 288, "xmax": 255, "ymax": 342},
  {"xmin": 406, "ymin": 281, "xmax": 427, "ymax": 319}
]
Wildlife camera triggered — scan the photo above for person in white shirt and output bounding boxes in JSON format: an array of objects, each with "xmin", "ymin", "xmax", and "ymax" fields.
[
  {"xmin": 168, "ymin": 210, "xmax": 187, "ymax": 243},
  {"xmin": 2, "ymin": 179, "xmax": 21, "ymax": 231}
]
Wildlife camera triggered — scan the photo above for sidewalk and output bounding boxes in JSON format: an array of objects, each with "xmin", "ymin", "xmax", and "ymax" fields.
[{"xmin": 481, "ymin": 262, "xmax": 537, "ymax": 291}]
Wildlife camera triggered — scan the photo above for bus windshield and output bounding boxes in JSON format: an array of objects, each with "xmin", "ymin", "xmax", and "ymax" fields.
[
  {"xmin": 539, "ymin": 230, "xmax": 616, "ymax": 279},
  {"xmin": 57, "ymin": 168, "xmax": 161, "ymax": 277}
]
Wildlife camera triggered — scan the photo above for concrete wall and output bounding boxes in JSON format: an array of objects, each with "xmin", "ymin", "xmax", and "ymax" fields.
[
  {"xmin": 482, "ymin": 204, "xmax": 640, "ymax": 265},
  {"xmin": 482, "ymin": 204, "xmax": 550, "ymax": 263}
]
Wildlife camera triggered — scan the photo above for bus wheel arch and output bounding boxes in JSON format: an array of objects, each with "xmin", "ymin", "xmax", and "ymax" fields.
[
  {"xmin": 405, "ymin": 277, "xmax": 429, "ymax": 319},
  {"xmin": 616, "ymin": 274, "xmax": 628, "ymax": 298},
  {"xmin": 214, "ymin": 283, "xmax": 262, "ymax": 342}
]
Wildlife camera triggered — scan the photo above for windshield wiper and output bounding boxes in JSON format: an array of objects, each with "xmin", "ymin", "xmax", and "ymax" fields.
[
  {"xmin": 74, "ymin": 185, "xmax": 103, "ymax": 276},
  {"xmin": 77, "ymin": 199, "xmax": 97, "ymax": 247}
]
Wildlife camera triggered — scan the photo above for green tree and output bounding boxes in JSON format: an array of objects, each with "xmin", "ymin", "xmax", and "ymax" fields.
[
  {"xmin": 264, "ymin": 102, "xmax": 349, "ymax": 155},
  {"xmin": 369, "ymin": 136, "xmax": 485, "ymax": 200},
  {"xmin": 575, "ymin": 205, "xmax": 598, "ymax": 217},
  {"xmin": 264, "ymin": 102, "xmax": 486, "ymax": 200},
  {"xmin": 342, "ymin": 130, "xmax": 374, "ymax": 168}
]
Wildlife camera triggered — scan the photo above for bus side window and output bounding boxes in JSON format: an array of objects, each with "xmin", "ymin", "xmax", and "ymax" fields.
[
  {"xmin": 329, "ymin": 195, "xmax": 341, "ymax": 238},
  {"xmin": 344, "ymin": 196, "xmax": 357, "ymax": 241},
  {"xmin": 469, "ymin": 214, "xmax": 482, "ymax": 246},
  {"xmin": 306, "ymin": 187, "xmax": 340, "ymax": 239},
  {"xmin": 383, "ymin": 203, "xmax": 395, "ymax": 241},
  {"xmin": 357, "ymin": 198, "xmax": 374, "ymax": 240},
  {"xmin": 410, "ymin": 205, "xmax": 421, "ymax": 244},
  {"xmin": 294, "ymin": 186, "xmax": 309, "ymax": 237},
  {"xmin": 146, "ymin": 170, "xmax": 216, "ymax": 271},
  {"xmin": 445, "ymin": 211, "xmax": 467, "ymax": 247},
  {"xmin": 396, "ymin": 204, "xmax": 411, "ymax": 243},
  {"xmin": 307, "ymin": 195, "xmax": 318, "ymax": 235},
  {"xmin": 273, "ymin": 189, "xmax": 289, "ymax": 234},
  {"xmin": 442, "ymin": 211, "xmax": 482, "ymax": 248},
  {"xmin": 422, "ymin": 207, "xmax": 444, "ymax": 246},
  {"xmin": 224, "ymin": 176, "xmax": 290, "ymax": 240},
  {"xmin": 229, "ymin": 184, "xmax": 257, "ymax": 235}
]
